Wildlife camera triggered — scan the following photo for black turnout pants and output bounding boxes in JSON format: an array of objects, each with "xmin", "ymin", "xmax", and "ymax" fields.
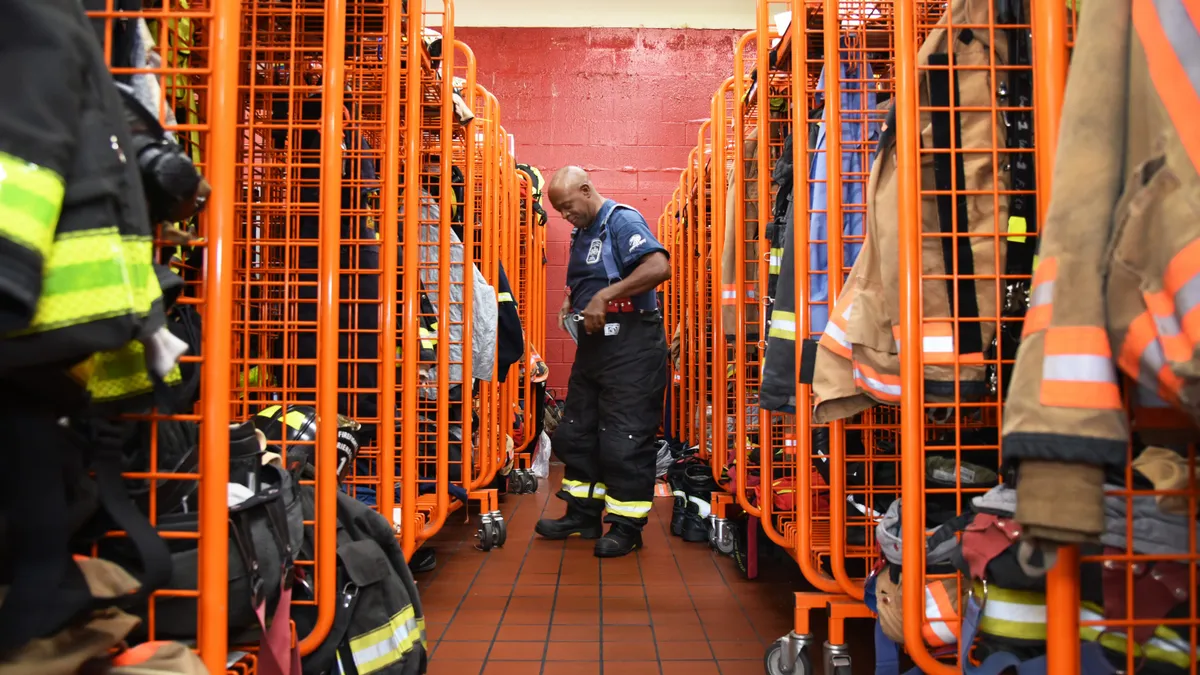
[{"xmin": 551, "ymin": 310, "xmax": 668, "ymax": 530}]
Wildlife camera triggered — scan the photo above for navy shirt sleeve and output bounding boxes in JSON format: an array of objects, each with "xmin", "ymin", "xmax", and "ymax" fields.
[{"xmin": 607, "ymin": 208, "xmax": 668, "ymax": 274}]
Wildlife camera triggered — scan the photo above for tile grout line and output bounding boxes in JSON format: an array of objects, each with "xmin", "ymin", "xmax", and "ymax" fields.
[
  {"xmin": 538, "ymin": 483, "xmax": 562, "ymax": 675},
  {"xmin": 636, "ymin": 509, "xmax": 663, "ymax": 674},
  {"xmin": 657, "ymin": 495, "xmax": 726, "ymax": 673},
  {"xmin": 478, "ymin": 481, "xmax": 551, "ymax": 675}
]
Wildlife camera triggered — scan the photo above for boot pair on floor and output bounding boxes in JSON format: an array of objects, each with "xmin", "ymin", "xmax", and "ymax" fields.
[{"xmin": 534, "ymin": 508, "xmax": 643, "ymax": 558}]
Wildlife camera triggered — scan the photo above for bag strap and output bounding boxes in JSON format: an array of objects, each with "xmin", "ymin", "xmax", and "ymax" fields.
[
  {"xmin": 0, "ymin": 414, "xmax": 102, "ymax": 651},
  {"xmin": 91, "ymin": 430, "xmax": 175, "ymax": 595},
  {"xmin": 239, "ymin": 496, "xmax": 300, "ymax": 675}
]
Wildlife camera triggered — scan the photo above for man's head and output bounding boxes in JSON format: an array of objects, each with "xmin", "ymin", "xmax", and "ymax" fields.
[{"xmin": 546, "ymin": 165, "xmax": 606, "ymax": 229}]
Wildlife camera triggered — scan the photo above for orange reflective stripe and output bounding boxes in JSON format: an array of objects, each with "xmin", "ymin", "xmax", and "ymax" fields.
[
  {"xmin": 1023, "ymin": 256, "xmax": 1057, "ymax": 337},
  {"xmin": 1143, "ymin": 289, "xmax": 1192, "ymax": 362},
  {"xmin": 721, "ymin": 283, "xmax": 738, "ymax": 306},
  {"xmin": 1161, "ymin": 237, "xmax": 1200, "ymax": 349},
  {"xmin": 1120, "ymin": 310, "xmax": 1186, "ymax": 405},
  {"xmin": 922, "ymin": 582, "xmax": 960, "ymax": 647},
  {"xmin": 853, "ymin": 360, "xmax": 901, "ymax": 402},
  {"xmin": 1040, "ymin": 326, "xmax": 1123, "ymax": 409},
  {"xmin": 1133, "ymin": 0, "xmax": 1200, "ymax": 175},
  {"xmin": 112, "ymin": 641, "xmax": 174, "ymax": 666},
  {"xmin": 721, "ymin": 283, "xmax": 759, "ymax": 305},
  {"xmin": 820, "ymin": 290, "xmax": 855, "ymax": 357},
  {"xmin": 888, "ymin": 321, "xmax": 984, "ymax": 365}
]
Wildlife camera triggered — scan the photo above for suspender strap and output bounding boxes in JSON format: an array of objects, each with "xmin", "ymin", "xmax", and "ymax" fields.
[
  {"xmin": 597, "ymin": 202, "xmax": 658, "ymax": 312},
  {"xmin": 928, "ymin": 49, "xmax": 984, "ymax": 356}
]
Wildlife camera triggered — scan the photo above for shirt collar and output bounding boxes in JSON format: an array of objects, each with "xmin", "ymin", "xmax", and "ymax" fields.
[{"xmin": 584, "ymin": 199, "xmax": 617, "ymax": 232}]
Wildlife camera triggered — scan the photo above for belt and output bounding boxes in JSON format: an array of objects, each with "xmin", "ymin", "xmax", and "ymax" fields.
[{"xmin": 607, "ymin": 298, "xmax": 636, "ymax": 313}]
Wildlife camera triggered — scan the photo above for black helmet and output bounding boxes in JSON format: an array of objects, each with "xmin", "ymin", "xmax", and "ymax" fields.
[{"xmin": 252, "ymin": 405, "xmax": 361, "ymax": 483}]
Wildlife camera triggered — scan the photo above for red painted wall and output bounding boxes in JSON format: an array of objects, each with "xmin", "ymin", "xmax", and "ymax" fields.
[{"xmin": 455, "ymin": 27, "xmax": 742, "ymax": 391}]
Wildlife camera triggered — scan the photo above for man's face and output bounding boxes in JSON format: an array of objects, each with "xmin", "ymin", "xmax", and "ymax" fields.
[{"xmin": 549, "ymin": 184, "xmax": 591, "ymax": 229}]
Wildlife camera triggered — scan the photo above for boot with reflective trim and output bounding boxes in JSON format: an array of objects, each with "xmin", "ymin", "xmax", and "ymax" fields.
[
  {"xmin": 666, "ymin": 455, "xmax": 706, "ymax": 537},
  {"xmin": 680, "ymin": 464, "xmax": 719, "ymax": 543},
  {"xmin": 594, "ymin": 522, "xmax": 643, "ymax": 558},
  {"xmin": 534, "ymin": 506, "xmax": 603, "ymax": 540}
]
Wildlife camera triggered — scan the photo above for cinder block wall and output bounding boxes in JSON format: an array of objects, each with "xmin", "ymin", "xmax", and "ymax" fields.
[{"xmin": 456, "ymin": 27, "xmax": 742, "ymax": 389}]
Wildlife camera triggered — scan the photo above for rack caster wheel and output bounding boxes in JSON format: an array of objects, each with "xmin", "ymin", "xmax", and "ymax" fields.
[
  {"xmin": 764, "ymin": 639, "xmax": 810, "ymax": 675},
  {"xmin": 711, "ymin": 518, "xmax": 734, "ymax": 554},
  {"xmin": 527, "ymin": 472, "xmax": 539, "ymax": 493},
  {"xmin": 476, "ymin": 515, "xmax": 496, "ymax": 551},
  {"xmin": 517, "ymin": 469, "xmax": 534, "ymax": 494},
  {"xmin": 823, "ymin": 642, "xmax": 851, "ymax": 675},
  {"xmin": 715, "ymin": 527, "xmax": 735, "ymax": 555},
  {"xmin": 489, "ymin": 510, "xmax": 507, "ymax": 547}
]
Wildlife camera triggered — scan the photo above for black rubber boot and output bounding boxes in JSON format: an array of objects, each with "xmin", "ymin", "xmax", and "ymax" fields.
[
  {"xmin": 409, "ymin": 547, "xmax": 436, "ymax": 573},
  {"xmin": 680, "ymin": 464, "xmax": 719, "ymax": 543},
  {"xmin": 667, "ymin": 455, "xmax": 705, "ymax": 537},
  {"xmin": 594, "ymin": 523, "xmax": 643, "ymax": 558},
  {"xmin": 534, "ymin": 507, "xmax": 602, "ymax": 540}
]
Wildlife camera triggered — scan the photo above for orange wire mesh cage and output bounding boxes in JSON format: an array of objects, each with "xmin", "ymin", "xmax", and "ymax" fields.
[
  {"xmin": 661, "ymin": 1, "xmax": 1200, "ymax": 675},
  {"xmin": 80, "ymin": 0, "xmax": 241, "ymax": 672},
  {"xmin": 50, "ymin": 0, "xmax": 540, "ymax": 672}
]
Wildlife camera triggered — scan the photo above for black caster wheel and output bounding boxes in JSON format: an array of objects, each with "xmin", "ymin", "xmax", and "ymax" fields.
[
  {"xmin": 527, "ymin": 473, "xmax": 539, "ymax": 493},
  {"xmin": 516, "ymin": 469, "xmax": 532, "ymax": 494},
  {"xmin": 490, "ymin": 511, "xmax": 507, "ymax": 547},
  {"xmin": 715, "ymin": 527, "xmax": 736, "ymax": 555},
  {"xmin": 476, "ymin": 519, "xmax": 496, "ymax": 551},
  {"xmin": 764, "ymin": 640, "xmax": 810, "ymax": 675}
]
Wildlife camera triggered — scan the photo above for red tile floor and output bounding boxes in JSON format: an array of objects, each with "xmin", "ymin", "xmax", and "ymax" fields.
[{"xmin": 414, "ymin": 464, "xmax": 874, "ymax": 674}]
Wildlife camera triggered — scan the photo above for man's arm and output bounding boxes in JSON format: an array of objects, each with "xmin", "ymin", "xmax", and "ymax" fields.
[
  {"xmin": 594, "ymin": 252, "xmax": 670, "ymax": 304},
  {"xmin": 599, "ymin": 209, "xmax": 671, "ymax": 302}
]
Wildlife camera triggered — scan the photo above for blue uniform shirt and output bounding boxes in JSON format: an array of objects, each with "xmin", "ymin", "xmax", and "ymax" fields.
[{"xmin": 566, "ymin": 199, "xmax": 667, "ymax": 312}]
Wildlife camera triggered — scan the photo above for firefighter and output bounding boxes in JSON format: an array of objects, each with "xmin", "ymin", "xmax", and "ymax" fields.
[{"xmin": 534, "ymin": 166, "xmax": 671, "ymax": 558}]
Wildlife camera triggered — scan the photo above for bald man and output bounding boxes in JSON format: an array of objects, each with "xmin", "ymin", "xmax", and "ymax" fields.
[{"xmin": 534, "ymin": 166, "xmax": 671, "ymax": 558}]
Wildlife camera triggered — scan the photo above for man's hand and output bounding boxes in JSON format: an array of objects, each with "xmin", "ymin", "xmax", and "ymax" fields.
[
  {"xmin": 581, "ymin": 290, "xmax": 610, "ymax": 335},
  {"xmin": 559, "ymin": 295, "xmax": 572, "ymax": 331}
]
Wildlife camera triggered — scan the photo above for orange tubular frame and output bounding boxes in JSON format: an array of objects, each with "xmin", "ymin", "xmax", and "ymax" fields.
[
  {"xmin": 1031, "ymin": 1, "xmax": 1075, "ymax": 672},
  {"xmin": 200, "ymin": 0, "xmax": 241, "ymax": 669},
  {"xmin": 376, "ymin": 0, "xmax": 408, "ymax": 545},
  {"xmin": 297, "ymin": 0, "xmax": 349, "ymax": 654},
  {"xmin": 399, "ymin": 0, "xmax": 424, "ymax": 560},
  {"xmin": 730, "ymin": 29, "xmax": 764, "ymax": 521},
  {"xmin": 789, "ymin": 0, "xmax": 843, "ymax": 597}
]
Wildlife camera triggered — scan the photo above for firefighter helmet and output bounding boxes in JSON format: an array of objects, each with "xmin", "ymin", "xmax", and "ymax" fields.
[{"xmin": 252, "ymin": 405, "xmax": 361, "ymax": 483}]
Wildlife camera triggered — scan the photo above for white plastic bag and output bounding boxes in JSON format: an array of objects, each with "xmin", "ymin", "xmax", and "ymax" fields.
[{"xmin": 532, "ymin": 431, "xmax": 552, "ymax": 479}]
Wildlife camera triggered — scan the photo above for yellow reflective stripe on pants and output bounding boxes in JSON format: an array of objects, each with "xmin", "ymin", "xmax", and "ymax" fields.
[
  {"xmin": 498, "ymin": 291, "xmax": 514, "ymax": 303},
  {"xmin": 1080, "ymin": 603, "xmax": 1198, "ymax": 669},
  {"xmin": 347, "ymin": 605, "xmax": 424, "ymax": 674},
  {"xmin": 604, "ymin": 496, "xmax": 652, "ymax": 519},
  {"xmin": 0, "ymin": 151, "xmax": 65, "ymax": 260},
  {"xmin": 15, "ymin": 230, "xmax": 156, "ymax": 335},
  {"xmin": 974, "ymin": 585, "xmax": 1198, "ymax": 668},
  {"xmin": 561, "ymin": 479, "xmax": 606, "ymax": 500}
]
